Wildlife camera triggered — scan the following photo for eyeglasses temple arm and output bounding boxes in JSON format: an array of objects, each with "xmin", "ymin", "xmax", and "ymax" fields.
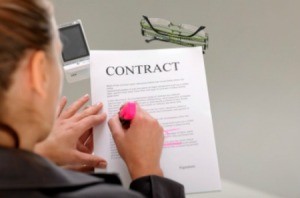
[
  {"xmin": 188, "ymin": 26, "xmax": 206, "ymax": 37},
  {"xmin": 142, "ymin": 15, "xmax": 162, "ymax": 35},
  {"xmin": 143, "ymin": 16, "xmax": 206, "ymax": 38}
]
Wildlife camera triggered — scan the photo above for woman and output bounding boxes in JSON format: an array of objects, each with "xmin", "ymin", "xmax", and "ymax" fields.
[{"xmin": 0, "ymin": 0, "xmax": 184, "ymax": 197}]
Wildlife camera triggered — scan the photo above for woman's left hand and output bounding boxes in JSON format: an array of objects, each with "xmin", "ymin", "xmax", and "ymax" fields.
[{"xmin": 34, "ymin": 95, "xmax": 107, "ymax": 172}]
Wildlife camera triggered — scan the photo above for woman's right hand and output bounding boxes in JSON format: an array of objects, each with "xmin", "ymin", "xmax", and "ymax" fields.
[{"xmin": 108, "ymin": 104, "xmax": 164, "ymax": 180}]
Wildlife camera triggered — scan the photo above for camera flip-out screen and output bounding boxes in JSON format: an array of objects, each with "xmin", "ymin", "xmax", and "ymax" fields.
[
  {"xmin": 59, "ymin": 20, "xmax": 90, "ymax": 83},
  {"xmin": 60, "ymin": 24, "xmax": 90, "ymax": 63}
]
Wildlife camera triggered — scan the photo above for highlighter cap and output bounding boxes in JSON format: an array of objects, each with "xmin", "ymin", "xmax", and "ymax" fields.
[{"xmin": 119, "ymin": 102, "xmax": 136, "ymax": 120}]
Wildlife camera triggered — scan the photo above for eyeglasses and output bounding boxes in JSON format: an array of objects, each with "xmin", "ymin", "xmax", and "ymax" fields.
[{"xmin": 140, "ymin": 16, "xmax": 209, "ymax": 53}]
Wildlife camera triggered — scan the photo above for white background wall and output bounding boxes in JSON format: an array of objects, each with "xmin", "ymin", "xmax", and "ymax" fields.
[{"xmin": 52, "ymin": 1, "xmax": 300, "ymax": 197}]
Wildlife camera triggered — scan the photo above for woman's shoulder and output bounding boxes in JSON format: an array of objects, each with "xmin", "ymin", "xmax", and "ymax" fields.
[
  {"xmin": 0, "ymin": 184, "xmax": 143, "ymax": 198},
  {"xmin": 0, "ymin": 147, "xmax": 144, "ymax": 197},
  {"xmin": 0, "ymin": 147, "xmax": 101, "ymax": 189}
]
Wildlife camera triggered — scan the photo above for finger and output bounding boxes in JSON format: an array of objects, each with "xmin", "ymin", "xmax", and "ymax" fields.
[
  {"xmin": 75, "ymin": 113, "xmax": 107, "ymax": 138},
  {"xmin": 108, "ymin": 115, "xmax": 124, "ymax": 139},
  {"xmin": 77, "ymin": 132, "xmax": 93, "ymax": 154},
  {"xmin": 74, "ymin": 151, "xmax": 107, "ymax": 168},
  {"xmin": 84, "ymin": 132, "xmax": 94, "ymax": 153},
  {"xmin": 77, "ymin": 142, "xmax": 90, "ymax": 153},
  {"xmin": 61, "ymin": 94, "xmax": 90, "ymax": 119},
  {"xmin": 131, "ymin": 103, "xmax": 145, "ymax": 123},
  {"xmin": 131, "ymin": 104, "xmax": 155, "ymax": 130},
  {"xmin": 136, "ymin": 103, "xmax": 154, "ymax": 119},
  {"xmin": 72, "ymin": 102, "xmax": 103, "ymax": 122},
  {"xmin": 56, "ymin": 96, "xmax": 67, "ymax": 117},
  {"xmin": 83, "ymin": 106, "xmax": 89, "ymax": 110},
  {"xmin": 79, "ymin": 128, "xmax": 93, "ymax": 145}
]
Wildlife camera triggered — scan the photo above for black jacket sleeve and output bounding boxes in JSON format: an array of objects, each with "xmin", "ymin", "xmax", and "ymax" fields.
[{"xmin": 129, "ymin": 175, "xmax": 185, "ymax": 198}]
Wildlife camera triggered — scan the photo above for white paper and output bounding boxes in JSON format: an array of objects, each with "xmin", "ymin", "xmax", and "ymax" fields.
[{"xmin": 90, "ymin": 47, "xmax": 221, "ymax": 194}]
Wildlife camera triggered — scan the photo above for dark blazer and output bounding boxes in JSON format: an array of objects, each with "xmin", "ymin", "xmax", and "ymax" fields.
[{"xmin": 0, "ymin": 147, "xmax": 185, "ymax": 198}]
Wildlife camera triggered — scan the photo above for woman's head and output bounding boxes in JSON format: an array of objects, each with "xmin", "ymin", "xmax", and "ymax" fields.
[{"xmin": 0, "ymin": 0, "xmax": 62, "ymax": 149}]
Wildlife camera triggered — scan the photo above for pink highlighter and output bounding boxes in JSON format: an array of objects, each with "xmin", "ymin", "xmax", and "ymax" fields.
[{"xmin": 119, "ymin": 102, "xmax": 136, "ymax": 129}]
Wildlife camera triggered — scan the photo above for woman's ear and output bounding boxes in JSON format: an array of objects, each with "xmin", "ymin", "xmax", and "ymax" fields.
[{"xmin": 27, "ymin": 51, "xmax": 49, "ymax": 98}]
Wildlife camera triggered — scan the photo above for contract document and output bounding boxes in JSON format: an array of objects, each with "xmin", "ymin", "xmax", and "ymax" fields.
[{"xmin": 91, "ymin": 47, "xmax": 221, "ymax": 194}]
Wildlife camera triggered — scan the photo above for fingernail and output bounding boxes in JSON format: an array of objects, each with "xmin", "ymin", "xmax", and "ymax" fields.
[
  {"xmin": 83, "ymin": 94, "xmax": 89, "ymax": 98},
  {"xmin": 97, "ymin": 161, "xmax": 107, "ymax": 168},
  {"xmin": 93, "ymin": 102, "xmax": 102, "ymax": 107}
]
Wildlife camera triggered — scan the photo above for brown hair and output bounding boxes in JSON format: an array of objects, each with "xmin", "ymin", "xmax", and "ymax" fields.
[
  {"xmin": 0, "ymin": 0, "xmax": 53, "ymax": 93},
  {"xmin": 0, "ymin": 0, "xmax": 54, "ymax": 148}
]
